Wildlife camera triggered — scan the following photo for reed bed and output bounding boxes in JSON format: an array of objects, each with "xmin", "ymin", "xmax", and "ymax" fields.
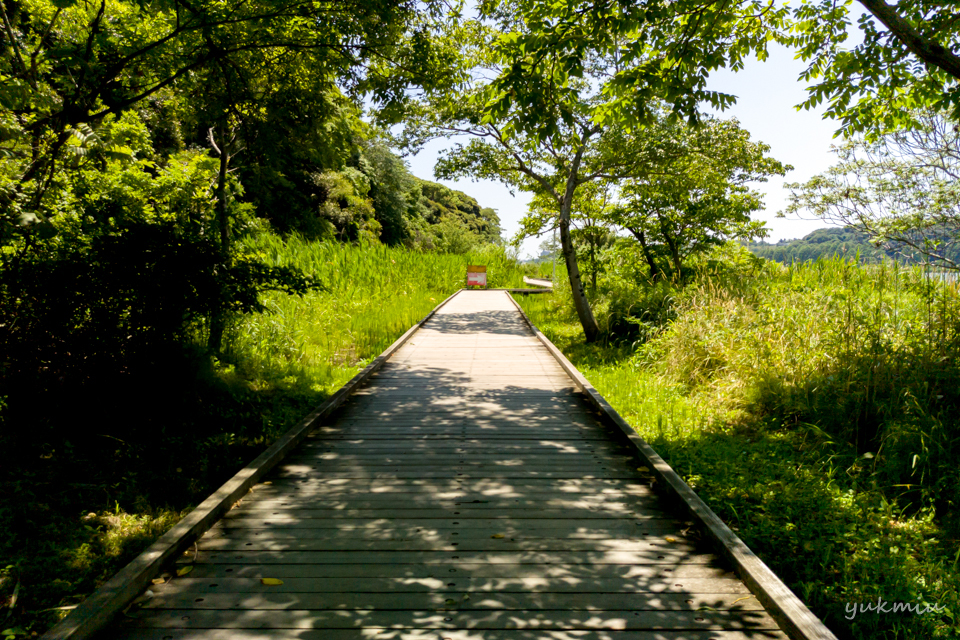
[
  {"xmin": 519, "ymin": 252, "xmax": 960, "ymax": 640},
  {"xmin": 227, "ymin": 233, "xmax": 527, "ymax": 394}
]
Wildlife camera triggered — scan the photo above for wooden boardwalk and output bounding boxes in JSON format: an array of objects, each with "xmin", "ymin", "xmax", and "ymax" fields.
[
  {"xmin": 104, "ymin": 290, "xmax": 788, "ymax": 640},
  {"xmin": 521, "ymin": 276, "xmax": 553, "ymax": 289}
]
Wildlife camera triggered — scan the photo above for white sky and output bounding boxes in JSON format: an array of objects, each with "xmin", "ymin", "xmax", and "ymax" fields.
[{"xmin": 403, "ymin": 30, "xmax": 864, "ymax": 259}]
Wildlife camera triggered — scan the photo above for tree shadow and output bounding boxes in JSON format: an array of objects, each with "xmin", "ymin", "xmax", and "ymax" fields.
[{"xmin": 104, "ymin": 293, "xmax": 786, "ymax": 639}]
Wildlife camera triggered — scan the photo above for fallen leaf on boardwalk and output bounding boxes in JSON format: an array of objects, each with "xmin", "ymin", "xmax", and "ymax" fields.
[
  {"xmin": 637, "ymin": 466, "xmax": 650, "ymax": 473},
  {"xmin": 261, "ymin": 578, "xmax": 284, "ymax": 586},
  {"xmin": 151, "ymin": 578, "xmax": 165, "ymax": 585},
  {"xmin": 444, "ymin": 599, "xmax": 458, "ymax": 606},
  {"xmin": 176, "ymin": 566, "xmax": 193, "ymax": 577},
  {"xmin": 665, "ymin": 537, "xmax": 677, "ymax": 543},
  {"xmin": 491, "ymin": 534, "xmax": 504, "ymax": 539}
]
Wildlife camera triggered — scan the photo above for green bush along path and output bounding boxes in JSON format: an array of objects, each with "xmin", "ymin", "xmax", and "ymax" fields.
[
  {"xmin": 518, "ymin": 250, "xmax": 960, "ymax": 640},
  {"xmin": 0, "ymin": 236, "xmax": 526, "ymax": 638}
]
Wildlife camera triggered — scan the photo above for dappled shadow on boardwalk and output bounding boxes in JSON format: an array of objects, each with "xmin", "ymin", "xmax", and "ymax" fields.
[
  {"xmin": 424, "ymin": 310, "xmax": 532, "ymax": 336},
  {"xmin": 103, "ymin": 291, "xmax": 787, "ymax": 640}
]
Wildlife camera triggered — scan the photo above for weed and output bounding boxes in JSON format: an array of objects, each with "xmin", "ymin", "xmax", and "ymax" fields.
[
  {"xmin": 519, "ymin": 249, "xmax": 960, "ymax": 639},
  {"xmin": 0, "ymin": 232, "xmax": 527, "ymax": 637}
]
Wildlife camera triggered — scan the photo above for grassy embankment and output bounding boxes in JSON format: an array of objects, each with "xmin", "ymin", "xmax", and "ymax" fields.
[
  {"xmin": 519, "ymin": 251, "xmax": 959, "ymax": 640},
  {"xmin": 0, "ymin": 232, "xmax": 526, "ymax": 637}
]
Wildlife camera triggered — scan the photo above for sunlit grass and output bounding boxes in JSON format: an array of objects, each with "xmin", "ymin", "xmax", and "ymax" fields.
[
  {"xmin": 1, "ymin": 233, "xmax": 529, "ymax": 638},
  {"xmin": 518, "ymin": 255, "xmax": 960, "ymax": 640},
  {"xmin": 227, "ymin": 233, "xmax": 528, "ymax": 394}
]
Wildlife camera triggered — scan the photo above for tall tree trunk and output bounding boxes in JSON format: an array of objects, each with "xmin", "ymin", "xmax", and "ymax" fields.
[
  {"xmin": 627, "ymin": 226, "xmax": 661, "ymax": 281},
  {"xmin": 558, "ymin": 209, "xmax": 599, "ymax": 342},
  {"xmin": 208, "ymin": 125, "xmax": 232, "ymax": 354},
  {"xmin": 657, "ymin": 216, "xmax": 683, "ymax": 277},
  {"xmin": 215, "ymin": 136, "xmax": 230, "ymax": 253},
  {"xmin": 558, "ymin": 148, "xmax": 600, "ymax": 342},
  {"xmin": 856, "ymin": 0, "xmax": 960, "ymax": 80}
]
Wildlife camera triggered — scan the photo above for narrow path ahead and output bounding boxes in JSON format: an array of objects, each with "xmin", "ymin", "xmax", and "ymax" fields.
[
  {"xmin": 106, "ymin": 290, "xmax": 787, "ymax": 640},
  {"xmin": 522, "ymin": 276, "xmax": 553, "ymax": 289}
]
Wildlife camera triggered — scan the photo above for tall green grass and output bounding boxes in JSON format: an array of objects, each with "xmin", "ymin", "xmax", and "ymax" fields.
[
  {"xmin": 228, "ymin": 234, "xmax": 527, "ymax": 393},
  {"xmin": 519, "ymin": 249, "xmax": 960, "ymax": 640},
  {"xmin": 2, "ymin": 233, "xmax": 528, "ymax": 638}
]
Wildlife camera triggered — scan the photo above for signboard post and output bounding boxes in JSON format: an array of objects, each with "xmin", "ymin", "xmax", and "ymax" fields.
[{"xmin": 466, "ymin": 265, "xmax": 487, "ymax": 288}]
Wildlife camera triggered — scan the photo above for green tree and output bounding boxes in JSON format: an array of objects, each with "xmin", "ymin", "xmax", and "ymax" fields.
[
  {"xmin": 791, "ymin": 0, "xmax": 960, "ymax": 136},
  {"xmin": 0, "ymin": 0, "xmax": 453, "ymax": 227},
  {"xmin": 610, "ymin": 116, "xmax": 789, "ymax": 279},
  {"xmin": 407, "ymin": 0, "xmax": 788, "ymax": 341},
  {"xmin": 783, "ymin": 110, "xmax": 960, "ymax": 269},
  {"xmin": 527, "ymin": 182, "xmax": 614, "ymax": 293}
]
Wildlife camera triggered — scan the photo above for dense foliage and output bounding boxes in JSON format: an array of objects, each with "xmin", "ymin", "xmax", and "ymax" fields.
[
  {"xmin": 791, "ymin": 0, "xmax": 960, "ymax": 136},
  {"xmin": 521, "ymin": 246, "xmax": 960, "ymax": 639},
  {"xmin": 0, "ymin": 0, "xmax": 504, "ymax": 460},
  {"xmin": 0, "ymin": 1, "xmax": 513, "ymax": 635},
  {"xmin": 783, "ymin": 111, "xmax": 960, "ymax": 270},
  {"xmin": 747, "ymin": 227, "xmax": 887, "ymax": 264},
  {"xmin": 747, "ymin": 227, "xmax": 960, "ymax": 267},
  {"xmin": 3, "ymin": 0, "xmax": 960, "ymax": 637},
  {"xmin": 0, "ymin": 234, "xmax": 527, "ymax": 636}
]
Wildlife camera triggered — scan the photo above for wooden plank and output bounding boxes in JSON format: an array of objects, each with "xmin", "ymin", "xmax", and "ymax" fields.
[
  {"xmin": 313, "ymin": 418, "xmax": 605, "ymax": 428},
  {"xmin": 340, "ymin": 397, "xmax": 587, "ymax": 406},
  {"xmin": 117, "ymin": 608, "xmax": 781, "ymax": 630},
  {"xmin": 211, "ymin": 520, "xmax": 679, "ymax": 533},
  {"xmin": 42, "ymin": 291, "xmax": 467, "ymax": 640},
  {"xmin": 506, "ymin": 293, "xmax": 837, "ymax": 640},
  {"xmin": 237, "ymin": 487, "xmax": 657, "ymax": 502},
  {"xmin": 188, "ymin": 538, "xmax": 697, "ymax": 554},
  {"xmin": 349, "ymin": 388, "xmax": 578, "ymax": 396},
  {"xmin": 279, "ymin": 453, "xmax": 637, "ymax": 463},
  {"xmin": 245, "ymin": 478, "xmax": 657, "ymax": 491},
  {"xmin": 269, "ymin": 464, "xmax": 639, "ymax": 475},
  {"xmin": 309, "ymin": 424, "xmax": 614, "ymax": 433},
  {"xmin": 199, "ymin": 532, "xmax": 687, "ymax": 545},
  {"xmin": 179, "ymin": 550, "xmax": 716, "ymax": 565},
  {"xmin": 354, "ymin": 384, "xmax": 577, "ymax": 391},
  {"xmin": 142, "ymin": 574, "xmax": 744, "ymax": 595},
  {"xmin": 226, "ymin": 497, "xmax": 660, "ymax": 510},
  {"xmin": 302, "ymin": 433, "xmax": 618, "ymax": 441},
  {"xmin": 300, "ymin": 440, "xmax": 628, "ymax": 450},
  {"xmin": 299, "ymin": 434, "xmax": 619, "ymax": 442},
  {"xmin": 227, "ymin": 470, "xmax": 640, "ymax": 479},
  {"xmin": 163, "ymin": 562, "xmax": 738, "ymax": 581},
  {"xmin": 111, "ymin": 628, "xmax": 788, "ymax": 640},
  {"xmin": 271, "ymin": 459, "xmax": 637, "ymax": 468},
  {"xmin": 140, "ymin": 592, "xmax": 764, "ymax": 611},
  {"xmin": 276, "ymin": 456, "xmax": 631, "ymax": 465},
  {"xmin": 221, "ymin": 507, "xmax": 668, "ymax": 520},
  {"xmin": 205, "ymin": 521, "xmax": 686, "ymax": 538},
  {"xmin": 301, "ymin": 436, "xmax": 633, "ymax": 456}
]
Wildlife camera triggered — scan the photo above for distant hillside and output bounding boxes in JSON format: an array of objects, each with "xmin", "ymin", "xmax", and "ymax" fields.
[
  {"xmin": 745, "ymin": 227, "xmax": 960, "ymax": 266},
  {"xmin": 417, "ymin": 179, "xmax": 503, "ymax": 245}
]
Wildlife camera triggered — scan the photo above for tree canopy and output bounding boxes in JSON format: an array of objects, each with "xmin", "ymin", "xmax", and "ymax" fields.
[
  {"xmin": 783, "ymin": 110, "xmax": 960, "ymax": 269},
  {"xmin": 791, "ymin": 0, "xmax": 960, "ymax": 136},
  {"xmin": 608, "ymin": 116, "xmax": 789, "ymax": 279}
]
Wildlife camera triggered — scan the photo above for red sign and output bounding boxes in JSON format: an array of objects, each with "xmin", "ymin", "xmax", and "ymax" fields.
[{"xmin": 467, "ymin": 265, "xmax": 487, "ymax": 287}]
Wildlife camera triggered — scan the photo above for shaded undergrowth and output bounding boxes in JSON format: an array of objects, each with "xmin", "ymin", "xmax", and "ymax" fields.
[{"xmin": 0, "ymin": 234, "xmax": 527, "ymax": 637}]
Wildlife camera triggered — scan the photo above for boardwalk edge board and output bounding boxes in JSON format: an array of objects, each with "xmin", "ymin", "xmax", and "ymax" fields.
[
  {"xmin": 42, "ymin": 290, "xmax": 464, "ymax": 640},
  {"xmin": 505, "ymin": 293, "xmax": 838, "ymax": 640}
]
